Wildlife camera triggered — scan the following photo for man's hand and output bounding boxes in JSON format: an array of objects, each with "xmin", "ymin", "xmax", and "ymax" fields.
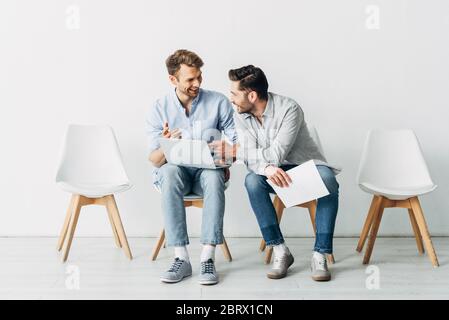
[
  {"xmin": 265, "ymin": 165, "xmax": 292, "ymax": 188},
  {"xmin": 162, "ymin": 121, "xmax": 182, "ymax": 139},
  {"xmin": 148, "ymin": 122, "xmax": 181, "ymax": 168},
  {"xmin": 208, "ymin": 140, "xmax": 236, "ymax": 163}
]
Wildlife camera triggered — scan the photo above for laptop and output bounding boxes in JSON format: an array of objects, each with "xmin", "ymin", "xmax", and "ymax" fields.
[{"xmin": 158, "ymin": 138, "xmax": 230, "ymax": 169}]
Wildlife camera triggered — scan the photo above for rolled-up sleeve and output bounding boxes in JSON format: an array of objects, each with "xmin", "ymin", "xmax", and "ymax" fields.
[
  {"xmin": 145, "ymin": 102, "xmax": 163, "ymax": 155},
  {"xmin": 218, "ymin": 98, "xmax": 237, "ymax": 144}
]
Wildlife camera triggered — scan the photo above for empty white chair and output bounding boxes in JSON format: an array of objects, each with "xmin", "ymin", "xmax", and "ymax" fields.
[
  {"xmin": 356, "ymin": 129, "xmax": 439, "ymax": 267},
  {"xmin": 151, "ymin": 182, "xmax": 232, "ymax": 262},
  {"xmin": 56, "ymin": 124, "xmax": 133, "ymax": 262}
]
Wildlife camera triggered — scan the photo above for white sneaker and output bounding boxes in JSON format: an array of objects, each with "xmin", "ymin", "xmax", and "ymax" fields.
[{"xmin": 311, "ymin": 252, "xmax": 331, "ymax": 281}]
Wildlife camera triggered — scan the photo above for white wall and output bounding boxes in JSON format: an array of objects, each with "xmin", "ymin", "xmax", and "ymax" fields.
[{"xmin": 1, "ymin": 0, "xmax": 448, "ymax": 237}]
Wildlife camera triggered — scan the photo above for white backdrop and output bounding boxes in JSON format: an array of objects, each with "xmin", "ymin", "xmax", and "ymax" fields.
[{"xmin": 1, "ymin": 0, "xmax": 448, "ymax": 237}]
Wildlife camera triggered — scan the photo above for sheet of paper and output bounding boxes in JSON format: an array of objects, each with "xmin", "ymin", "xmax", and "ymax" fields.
[{"xmin": 266, "ymin": 160, "xmax": 330, "ymax": 208}]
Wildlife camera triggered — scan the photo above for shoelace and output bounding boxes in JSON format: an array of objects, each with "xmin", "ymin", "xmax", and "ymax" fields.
[
  {"xmin": 314, "ymin": 253, "xmax": 327, "ymax": 271},
  {"xmin": 168, "ymin": 258, "xmax": 184, "ymax": 273},
  {"xmin": 201, "ymin": 259, "xmax": 215, "ymax": 274}
]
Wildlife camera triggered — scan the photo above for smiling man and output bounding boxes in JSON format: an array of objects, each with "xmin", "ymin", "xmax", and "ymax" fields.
[
  {"xmin": 145, "ymin": 50, "xmax": 236, "ymax": 285},
  {"xmin": 211, "ymin": 65, "xmax": 340, "ymax": 282}
]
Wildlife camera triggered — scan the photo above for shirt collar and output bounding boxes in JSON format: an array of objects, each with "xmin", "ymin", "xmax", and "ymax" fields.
[{"xmin": 170, "ymin": 87, "xmax": 203, "ymax": 111}]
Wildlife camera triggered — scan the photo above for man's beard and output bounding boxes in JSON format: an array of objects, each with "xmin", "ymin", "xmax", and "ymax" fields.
[{"xmin": 237, "ymin": 103, "xmax": 252, "ymax": 114}]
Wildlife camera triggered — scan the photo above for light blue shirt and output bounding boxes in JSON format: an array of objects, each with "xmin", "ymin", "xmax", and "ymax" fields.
[{"xmin": 145, "ymin": 88, "xmax": 237, "ymax": 185}]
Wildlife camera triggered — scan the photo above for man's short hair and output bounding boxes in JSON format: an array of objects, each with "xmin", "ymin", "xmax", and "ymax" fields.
[
  {"xmin": 165, "ymin": 49, "xmax": 204, "ymax": 76},
  {"xmin": 228, "ymin": 65, "xmax": 269, "ymax": 100}
]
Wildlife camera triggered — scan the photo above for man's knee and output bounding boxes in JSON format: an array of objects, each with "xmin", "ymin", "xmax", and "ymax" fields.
[
  {"xmin": 200, "ymin": 169, "xmax": 225, "ymax": 189},
  {"xmin": 317, "ymin": 166, "xmax": 339, "ymax": 195},
  {"xmin": 244, "ymin": 172, "xmax": 266, "ymax": 193},
  {"xmin": 160, "ymin": 164, "xmax": 184, "ymax": 186}
]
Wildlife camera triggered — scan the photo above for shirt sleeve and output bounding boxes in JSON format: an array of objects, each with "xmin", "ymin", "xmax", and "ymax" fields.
[
  {"xmin": 258, "ymin": 103, "xmax": 303, "ymax": 166},
  {"xmin": 218, "ymin": 97, "xmax": 237, "ymax": 144},
  {"xmin": 145, "ymin": 101, "xmax": 163, "ymax": 155},
  {"xmin": 235, "ymin": 103, "xmax": 303, "ymax": 175},
  {"xmin": 234, "ymin": 114, "xmax": 270, "ymax": 175}
]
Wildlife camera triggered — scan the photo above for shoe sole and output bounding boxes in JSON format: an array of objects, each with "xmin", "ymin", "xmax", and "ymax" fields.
[
  {"xmin": 160, "ymin": 273, "xmax": 192, "ymax": 283},
  {"xmin": 198, "ymin": 279, "xmax": 219, "ymax": 285},
  {"xmin": 267, "ymin": 257, "xmax": 295, "ymax": 280},
  {"xmin": 311, "ymin": 275, "xmax": 331, "ymax": 282}
]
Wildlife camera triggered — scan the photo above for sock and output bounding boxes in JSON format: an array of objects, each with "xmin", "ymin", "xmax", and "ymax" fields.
[
  {"xmin": 200, "ymin": 244, "xmax": 216, "ymax": 262},
  {"xmin": 174, "ymin": 246, "xmax": 189, "ymax": 262},
  {"xmin": 273, "ymin": 243, "xmax": 290, "ymax": 257}
]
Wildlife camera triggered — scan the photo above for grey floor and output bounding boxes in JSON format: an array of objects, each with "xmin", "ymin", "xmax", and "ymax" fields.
[{"xmin": 0, "ymin": 237, "xmax": 448, "ymax": 300}]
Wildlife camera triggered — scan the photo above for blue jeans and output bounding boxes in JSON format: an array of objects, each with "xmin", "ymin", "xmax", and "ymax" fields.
[
  {"xmin": 244, "ymin": 165, "xmax": 339, "ymax": 254},
  {"xmin": 159, "ymin": 163, "xmax": 225, "ymax": 247}
]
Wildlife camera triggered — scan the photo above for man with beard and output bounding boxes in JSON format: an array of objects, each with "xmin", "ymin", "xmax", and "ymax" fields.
[{"xmin": 211, "ymin": 65, "xmax": 340, "ymax": 281}]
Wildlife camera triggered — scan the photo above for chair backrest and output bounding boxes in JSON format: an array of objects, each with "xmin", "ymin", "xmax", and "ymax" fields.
[
  {"xmin": 56, "ymin": 124, "xmax": 130, "ymax": 186},
  {"xmin": 308, "ymin": 126, "xmax": 325, "ymax": 156},
  {"xmin": 357, "ymin": 129, "xmax": 434, "ymax": 189}
]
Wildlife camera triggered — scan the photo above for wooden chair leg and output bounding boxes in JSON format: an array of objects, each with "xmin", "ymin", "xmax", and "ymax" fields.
[
  {"xmin": 62, "ymin": 195, "xmax": 82, "ymax": 262},
  {"xmin": 363, "ymin": 197, "xmax": 385, "ymax": 264},
  {"xmin": 308, "ymin": 200, "xmax": 335, "ymax": 264},
  {"xmin": 57, "ymin": 194, "xmax": 76, "ymax": 251},
  {"xmin": 409, "ymin": 197, "xmax": 439, "ymax": 267},
  {"xmin": 308, "ymin": 200, "xmax": 317, "ymax": 233},
  {"xmin": 356, "ymin": 196, "xmax": 381, "ymax": 252},
  {"xmin": 106, "ymin": 195, "xmax": 133, "ymax": 260},
  {"xmin": 408, "ymin": 208, "xmax": 424, "ymax": 254},
  {"xmin": 265, "ymin": 245, "xmax": 274, "ymax": 264},
  {"xmin": 265, "ymin": 196, "xmax": 285, "ymax": 264},
  {"xmin": 220, "ymin": 238, "xmax": 233, "ymax": 262},
  {"xmin": 106, "ymin": 201, "xmax": 122, "ymax": 248},
  {"xmin": 151, "ymin": 229, "xmax": 165, "ymax": 261},
  {"xmin": 259, "ymin": 239, "xmax": 266, "ymax": 252}
]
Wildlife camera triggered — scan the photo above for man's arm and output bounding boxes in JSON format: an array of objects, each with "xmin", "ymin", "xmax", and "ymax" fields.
[
  {"xmin": 146, "ymin": 102, "xmax": 182, "ymax": 168},
  {"xmin": 258, "ymin": 103, "xmax": 302, "ymax": 166},
  {"xmin": 145, "ymin": 106, "xmax": 165, "ymax": 167},
  {"xmin": 218, "ymin": 98, "xmax": 238, "ymax": 144},
  {"xmin": 147, "ymin": 122, "xmax": 182, "ymax": 167}
]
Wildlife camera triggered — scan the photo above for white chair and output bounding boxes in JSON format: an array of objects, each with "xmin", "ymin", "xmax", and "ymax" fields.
[
  {"xmin": 56, "ymin": 124, "xmax": 133, "ymax": 262},
  {"xmin": 151, "ymin": 182, "xmax": 232, "ymax": 262},
  {"xmin": 356, "ymin": 129, "xmax": 439, "ymax": 267},
  {"xmin": 259, "ymin": 126, "xmax": 336, "ymax": 264}
]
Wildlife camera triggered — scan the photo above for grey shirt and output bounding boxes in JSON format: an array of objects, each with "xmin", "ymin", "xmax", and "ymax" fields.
[{"xmin": 235, "ymin": 92, "xmax": 340, "ymax": 175}]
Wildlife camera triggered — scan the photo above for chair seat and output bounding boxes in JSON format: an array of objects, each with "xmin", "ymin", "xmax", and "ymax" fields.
[
  {"xmin": 359, "ymin": 182, "xmax": 437, "ymax": 200},
  {"xmin": 183, "ymin": 193, "xmax": 203, "ymax": 200},
  {"xmin": 57, "ymin": 181, "xmax": 131, "ymax": 198}
]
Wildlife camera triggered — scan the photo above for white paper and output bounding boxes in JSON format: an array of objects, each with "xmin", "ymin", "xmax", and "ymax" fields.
[{"xmin": 266, "ymin": 160, "xmax": 330, "ymax": 208}]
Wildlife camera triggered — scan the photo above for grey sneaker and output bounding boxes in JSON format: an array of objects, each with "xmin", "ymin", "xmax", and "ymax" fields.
[
  {"xmin": 267, "ymin": 252, "xmax": 294, "ymax": 279},
  {"xmin": 160, "ymin": 258, "xmax": 192, "ymax": 283},
  {"xmin": 311, "ymin": 252, "xmax": 331, "ymax": 281},
  {"xmin": 198, "ymin": 258, "xmax": 219, "ymax": 285}
]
